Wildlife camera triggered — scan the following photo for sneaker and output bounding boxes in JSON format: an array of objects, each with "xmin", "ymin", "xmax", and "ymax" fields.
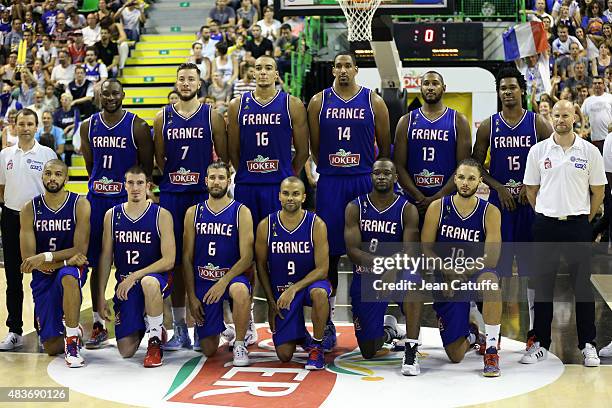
[
  {"xmin": 144, "ymin": 337, "xmax": 163, "ymax": 368},
  {"xmin": 0, "ymin": 332, "xmax": 23, "ymax": 351},
  {"xmin": 599, "ymin": 340, "xmax": 612, "ymax": 358},
  {"xmin": 520, "ymin": 341, "xmax": 548, "ymax": 364},
  {"xmin": 193, "ymin": 328, "xmax": 201, "ymax": 352},
  {"xmin": 483, "ymin": 347, "xmax": 500, "ymax": 377},
  {"xmin": 582, "ymin": 343, "xmax": 600, "ymax": 367},
  {"xmin": 322, "ymin": 322, "xmax": 337, "ymax": 352},
  {"xmin": 245, "ymin": 319, "xmax": 258, "ymax": 346},
  {"xmin": 64, "ymin": 336, "xmax": 84, "ymax": 368},
  {"xmin": 383, "ymin": 315, "xmax": 405, "ymax": 344},
  {"xmin": 163, "ymin": 322, "xmax": 192, "ymax": 351},
  {"xmin": 525, "ymin": 330, "xmax": 536, "ymax": 352},
  {"xmin": 233, "ymin": 343, "xmax": 249, "ymax": 367},
  {"xmin": 221, "ymin": 325, "xmax": 236, "ymax": 350},
  {"xmin": 85, "ymin": 322, "xmax": 108, "ymax": 349},
  {"xmin": 300, "ymin": 331, "xmax": 314, "ymax": 352},
  {"xmin": 305, "ymin": 345, "xmax": 325, "ymax": 370},
  {"xmin": 469, "ymin": 323, "xmax": 486, "ymax": 355},
  {"xmin": 401, "ymin": 343, "xmax": 420, "ymax": 376}
]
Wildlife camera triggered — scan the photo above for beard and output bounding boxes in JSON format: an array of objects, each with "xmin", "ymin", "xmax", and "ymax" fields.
[
  {"xmin": 103, "ymin": 101, "xmax": 122, "ymax": 113},
  {"xmin": 457, "ymin": 186, "xmax": 478, "ymax": 198},
  {"xmin": 282, "ymin": 202, "xmax": 301, "ymax": 213},
  {"xmin": 208, "ymin": 185, "xmax": 228, "ymax": 199},
  {"xmin": 423, "ymin": 92, "xmax": 443, "ymax": 104},
  {"xmin": 44, "ymin": 181, "xmax": 65, "ymax": 193},
  {"xmin": 179, "ymin": 89, "xmax": 199, "ymax": 101}
]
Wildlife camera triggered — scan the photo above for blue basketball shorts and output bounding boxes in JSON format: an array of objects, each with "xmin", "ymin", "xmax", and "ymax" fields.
[{"xmin": 234, "ymin": 183, "xmax": 281, "ymax": 233}]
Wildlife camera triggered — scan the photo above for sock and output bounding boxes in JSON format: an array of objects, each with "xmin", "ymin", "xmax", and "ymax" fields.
[
  {"xmin": 172, "ymin": 307, "xmax": 186, "ymax": 326},
  {"xmin": 66, "ymin": 326, "xmax": 80, "ymax": 338},
  {"xmin": 147, "ymin": 314, "xmax": 164, "ymax": 340},
  {"xmin": 485, "ymin": 324, "xmax": 501, "ymax": 350},
  {"xmin": 234, "ymin": 340, "xmax": 245, "ymax": 348},
  {"xmin": 93, "ymin": 311, "xmax": 105, "ymax": 327},
  {"xmin": 312, "ymin": 337, "xmax": 323, "ymax": 344},
  {"xmin": 527, "ymin": 288, "xmax": 535, "ymax": 331},
  {"xmin": 249, "ymin": 302, "xmax": 255, "ymax": 327},
  {"xmin": 328, "ymin": 296, "xmax": 336, "ymax": 321},
  {"xmin": 468, "ymin": 332, "xmax": 476, "ymax": 346}
]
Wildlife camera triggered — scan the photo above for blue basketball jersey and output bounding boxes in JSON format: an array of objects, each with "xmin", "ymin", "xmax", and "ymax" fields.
[
  {"xmin": 437, "ymin": 195, "xmax": 488, "ymax": 244},
  {"xmin": 160, "ymin": 103, "xmax": 214, "ymax": 193},
  {"xmin": 193, "ymin": 200, "xmax": 242, "ymax": 283},
  {"xmin": 405, "ymin": 108, "xmax": 457, "ymax": 197},
  {"xmin": 353, "ymin": 194, "xmax": 408, "ymax": 273},
  {"xmin": 488, "ymin": 110, "xmax": 537, "ymax": 202},
  {"xmin": 317, "ymin": 86, "xmax": 376, "ymax": 176},
  {"xmin": 267, "ymin": 210, "xmax": 317, "ymax": 297},
  {"xmin": 112, "ymin": 202, "xmax": 162, "ymax": 278},
  {"xmin": 87, "ymin": 111, "xmax": 138, "ymax": 197},
  {"xmin": 235, "ymin": 91, "xmax": 294, "ymax": 185}
]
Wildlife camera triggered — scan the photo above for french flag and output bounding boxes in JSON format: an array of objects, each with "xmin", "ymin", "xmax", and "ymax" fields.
[{"xmin": 502, "ymin": 22, "xmax": 548, "ymax": 62}]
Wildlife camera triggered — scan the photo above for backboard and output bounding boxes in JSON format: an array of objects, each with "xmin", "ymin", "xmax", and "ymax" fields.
[{"xmin": 274, "ymin": 0, "xmax": 454, "ymax": 17}]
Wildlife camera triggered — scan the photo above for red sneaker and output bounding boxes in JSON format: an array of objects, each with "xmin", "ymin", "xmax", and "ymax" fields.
[
  {"xmin": 144, "ymin": 337, "xmax": 163, "ymax": 368},
  {"xmin": 525, "ymin": 330, "xmax": 536, "ymax": 351}
]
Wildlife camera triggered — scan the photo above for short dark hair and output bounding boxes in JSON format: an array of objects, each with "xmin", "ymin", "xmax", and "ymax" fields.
[
  {"xmin": 333, "ymin": 51, "xmax": 357, "ymax": 66},
  {"xmin": 456, "ymin": 158, "xmax": 483, "ymax": 175},
  {"xmin": 16, "ymin": 108, "xmax": 38, "ymax": 126},
  {"xmin": 200, "ymin": 25, "xmax": 209, "ymax": 31},
  {"xmin": 592, "ymin": 75, "xmax": 605, "ymax": 82},
  {"xmin": 125, "ymin": 164, "xmax": 148, "ymax": 179},
  {"xmin": 421, "ymin": 70, "xmax": 444, "ymax": 84},
  {"xmin": 207, "ymin": 160, "xmax": 231, "ymax": 178},
  {"xmin": 44, "ymin": 159, "xmax": 68, "ymax": 174},
  {"xmin": 177, "ymin": 62, "xmax": 201, "ymax": 78},
  {"xmin": 85, "ymin": 46, "xmax": 97, "ymax": 55},
  {"xmin": 280, "ymin": 23, "xmax": 292, "ymax": 32},
  {"xmin": 495, "ymin": 65, "xmax": 527, "ymax": 92},
  {"xmin": 75, "ymin": 65, "xmax": 86, "ymax": 74}
]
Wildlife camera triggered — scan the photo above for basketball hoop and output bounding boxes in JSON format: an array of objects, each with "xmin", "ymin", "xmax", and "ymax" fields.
[{"xmin": 337, "ymin": 0, "xmax": 383, "ymax": 42}]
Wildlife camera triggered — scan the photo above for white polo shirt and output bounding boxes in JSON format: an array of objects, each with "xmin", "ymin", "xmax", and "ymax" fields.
[
  {"xmin": 523, "ymin": 134, "xmax": 607, "ymax": 217},
  {"xmin": 0, "ymin": 140, "xmax": 57, "ymax": 211}
]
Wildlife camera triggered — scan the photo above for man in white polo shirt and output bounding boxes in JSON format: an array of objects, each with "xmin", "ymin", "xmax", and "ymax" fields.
[
  {"xmin": 0, "ymin": 108, "xmax": 57, "ymax": 351},
  {"xmin": 521, "ymin": 100, "xmax": 606, "ymax": 367}
]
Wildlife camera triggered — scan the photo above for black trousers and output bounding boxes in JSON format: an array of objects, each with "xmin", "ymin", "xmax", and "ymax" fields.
[
  {"xmin": 1, "ymin": 207, "xmax": 22, "ymax": 335},
  {"xmin": 532, "ymin": 214, "xmax": 595, "ymax": 350}
]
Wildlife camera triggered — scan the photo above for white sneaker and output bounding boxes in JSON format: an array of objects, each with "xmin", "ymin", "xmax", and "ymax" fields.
[
  {"xmin": 245, "ymin": 319, "xmax": 258, "ymax": 346},
  {"xmin": 383, "ymin": 315, "xmax": 405, "ymax": 343},
  {"xmin": 64, "ymin": 336, "xmax": 84, "ymax": 368},
  {"xmin": 598, "ymin": 341, "xmax": 612, "ymax": 357},
  {"xmin": 520, "ymin": 341, "xmax": 548, "ymax": 364},
  {"xmin": 233, "ymin": 343, "xmax": 249, "ymax": 367},
  {"xmin": 222, "ymin": 325, "xmax": 236, "ymax": 349},
  {"xmin": 401, "ymin": 343, "xmax": 420, "ymax": 376},
  {"xmin": 582, "ymin": 343, "xmax": 600, "ymax": 367},
  {"xmin": 0, "ymin": 332, "xmax": 23, "ymax": 351}
]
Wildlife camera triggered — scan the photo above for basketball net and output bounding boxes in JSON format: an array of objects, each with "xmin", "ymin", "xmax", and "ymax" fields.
[{"xmin": 337, "ymin": 0, "xmax": 383, "ymax": 42}]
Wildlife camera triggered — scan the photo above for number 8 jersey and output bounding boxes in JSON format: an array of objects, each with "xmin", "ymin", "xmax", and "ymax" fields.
[{"xmin": 111, "ymin": 202, "xmax": 162, "ymax": 278}]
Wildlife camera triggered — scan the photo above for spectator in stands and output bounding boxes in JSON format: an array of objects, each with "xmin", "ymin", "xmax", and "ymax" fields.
[
  {"xmin": 24, "ymin": 59, "xmax": 49, "ymax": 89},
  {"xmin": 555, "ymin": 41, "xmax": 589, "ymax": 79},
  {"xmin": 37, "ymin": 34, "xmax": 57, "ymax": 74},
  {"xmin": 43, "ymin": 83, "xmax": 59, "ymax": 112},
  {"xmin": 536, "ymin": 99, "xmax": 554, "ymax": 125},
  {"xmin": 95, "ymin": 27, "xmax": 120, "ymax": 78},
  {"xmin": 97, "ymin": 0, "xmax": 112, "ymax": 21},
  {"xmin": 595, "ymin": 43, "xmax": 611, "ymax": 76},
  {"xmin": 232, "ymin": 62, "xmax": 256, "ymax": 98},
  {"xmin": 245, "ymin": 24, "xmax": 273, "ymax": 61},
  {"xmin": 66, "ymin": 6, "xmax": 86, "ymax": 30},
  {"xmin": 35, "ymin": 110, "xmax": 64, "ymax": 156},
  {"xmin": 552, "ymin": 24, "xmax": 583, "ymax": 58},
  {"xmin": 556, "ymin": 3, "xmax": 579, "ymax": 35},
  {"xmin": 115, "ymin": 1, "xmax": 145, "ymax": 42},
  {"xmin": 196, "ymin": 25, "xmax": 218, "ymax": 61},
  {"xmin": 552, "ymin": 0, "xmax": 581, "ymax": 24},
  {"xmin": 50, "ymin": 12, "xmax": 71, "ymax": 43},
  {"xmin": 207, "ymin": 71, "xmax": 231, "ymax": 111},
  {"xmin": 0, "ymin": 51, "xmax": 17, "ymax": 84},
  {"xmin": 212, "ymin": 42, "xmax": 238, "ymax": 85},
  {"xmin": 577, "ymin": 83, "xmax": 591, "ymax": 104},
  {"xmin": 22, "ymin": 30, "xmax": 35, "ymax": 66},
  {"xmin": 208, "ymin": 0, "xmax": 236, "ymax": 28},
  {"xmin": 0, "ymin": 9, "xmax": 11, "ymax": 34},
  {"xmin": 1, "ymin": 109, "xmax": 17, "ymax": 148},
  {"xmin": 237, "ymin": 0, "xmax": 258, "ymax": 27},
  {"xmin": 208, "ymin": 20, "xmax": 226, "ymax": 42},
  {"xmin": 53, "ymin": 92, "xmax": 79, "ymax": 165},
  {"xmin": 285, "ymin": 16, "xmax": 305, "ymax": 37},
  {"xmin": 51, "ymin": 49, "xmax": 76, "ymax": 89},
  {"xmin": 605, "ymin": 65, "xmax": 612, "ymax": 90},
  {"xmin": 582, "ymin": 76, "xmax": 612, "ymax": 149},
  {"xmin": 68, "ymin": 30, "xmax": 86, "ymax": 64},
  {"xmin": 99, "ymin": 16, "xmax": 130, "ymax": 75},
  {"xmin": 257, "ymin": 6, "xmax": 281, "ymax": 41},
  {"xmin": 82, "ymin": 13, "xmax": 101, "ymax": 47},
  {"xmin": 42, "ymin": 0, "xmax": 59, "ymax": 34},
  {"xmin": 522, "ymin": 0, "xmax": 555, "ymax": 24},
  {"xmin": 4, "ymin": 18, "xmax": 23, "ymax": 52},
  {"xmin": 275, "ymin": 23, "xmax": 297, "ymax": 78},
  {"xmin": 168, "ymin": 90, "xmax": 179, "ymax": 105},
  {"xmin": 13, "ymin": 81, "xmax": 35, "ymax": 107},
  {"xmin": 26, "ymin": 89, "xmax": 46, "ymax": 128},
  {"xmin": 229, "ymin": 33, "xmax": 247, "ymax": 62},
  {"xmin": 541, "ymin": 15, "xmax": 556, "ymax": 45},
  {"xmin": 567, "ymin": 60, "xmax": 592, "ymax": 88},
  {"xmin": 188, "ymin": 42, "xmax": 211, "ymax": 94},
  {"xmin": 605, "ymin": 0, "xmax": 612, "ymax": 20},
  {"xmin": 68, "ymin": 65, "xmax": 94, "ymax": 117},
  {"xmin": 203, "ymin": 94, "xmax": 216, "ymax": 106},
  {"xmin": 602, "ymin": 22, "xmax": 612, "ymax": 47},
  {"xmin": 83, "ymin": 47, "xmax": 108, "ymax": 85},
  {"xmin": 575, "ymin": 26, "xmax": 600, "ymax": 59},
  {"xmin": 22, "ymin": 10, "xmax": 36, "ymax": 34},
  {"xmin": 582, "ymin": 0, "xmax": 609, "ymax": 35}
]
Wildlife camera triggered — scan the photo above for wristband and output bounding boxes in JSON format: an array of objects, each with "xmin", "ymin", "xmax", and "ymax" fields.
[{"xmin": 44, "ymin": 252, "xmax": 53, "ymax": 262}]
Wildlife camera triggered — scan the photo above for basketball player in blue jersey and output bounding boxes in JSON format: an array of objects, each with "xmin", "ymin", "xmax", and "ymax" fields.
[
  {"xmin": 183, "ymin": 161, "xmax": 254, "ymax": 366},
  {"xmin": 308, "ymin": 52, "xmax": 391, "ymax": 349},
  {"xmin": 255, "ymin": 177, "xmax": 330, "ymax": 370},
  {"xmin": 20, "ymin": 160, "xmax": 90, "ymax": 367},
  {"xmin": 154, "ymin": 62, "xmax": 228, "ymax": 351},
  {"xmin": 80, "ymin": 78, "xmax": 154, "ymax": 350},
  {"xmin": 421, "ymin": 159, "xmax": 502, "ymax": 377},
  {"xmin": 97, "ymin": 166, "xmax": 176, "ymax": 368},
  {"xmin": 393, "ymin": 71, "xmax": 472, "ymax": 219},
  {"xmin": 472, "ymin": 67, "xmax": 553, "ymax": 346},
  {"xmin": 344, "ymin": 159, "xmax": 422, "ymax": 375}
]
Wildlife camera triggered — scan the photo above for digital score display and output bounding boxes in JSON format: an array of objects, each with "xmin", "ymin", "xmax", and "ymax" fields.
[{"xmin": 393, "ymin": 23, "xmax": 483, "ymax": 60}]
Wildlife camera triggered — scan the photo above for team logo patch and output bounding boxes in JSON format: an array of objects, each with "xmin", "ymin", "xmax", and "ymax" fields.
[
  {"xmin": 170, "ymin": 167, "xmax": 200, "ymax": 185},
  {"xmin": 329, "ymin": 149, "xmax": 360, "ymax": 167},
  {"xmin": 414, "ymin": 169, "xmax": 444, "ymax": 187},
  {"xmin": 6, "ymin": 159, "xmax": 12, "ymax": 170},
  {"xmin": 197, "ymin": 263, "xmax": 229, "ymax": 281},
  {"xmin": 246, "ymin": 155, "xmax": 279, "ymax": 173},
  {"xmin": 27, "ymin": 158, "xmax": 43, "ymax": 171},
  {"xmin": 504, "ymin": 179, "xmax": 522, "ymax": 197},
  {"xmin": 93, "ymin": 176, "xmax": 122, "ymax": 194},
  {"xmin": 544, "ymin": 158, "xmax": 552, "ymax": 169}
]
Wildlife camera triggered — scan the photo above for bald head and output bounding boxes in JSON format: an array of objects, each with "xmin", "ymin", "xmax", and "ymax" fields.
[
  {"xmin": 280, "ymin": 176, "xmax": 305, "ymax": 192},
  {"xmin": 552, "ymin": 100, "xmax": 575, "ymax": 135}
]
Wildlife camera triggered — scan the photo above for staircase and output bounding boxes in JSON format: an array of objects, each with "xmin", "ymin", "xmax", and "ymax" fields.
[{"xmin": 66, "ymin": 0, "xmax": 214, "ymax": 195}]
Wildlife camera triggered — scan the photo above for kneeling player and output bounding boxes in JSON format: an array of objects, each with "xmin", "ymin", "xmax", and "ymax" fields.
[
  {"xmin": 20, "ymin": 160, "xmax": 90, "ymax": 367},
  {"xmin": 97, "ymin": 166, "xmax": 175, "ymax": 367},
  {"xmin": 183, "ymin": 162, "xmax": 254, "ymax": 366},
  {"xmin": 256, "ymin": 177, "xmax": 330, "ymax": 370},
  {"xmin": 421, "ymin": 158, "xmax": 502, "ymax": 377},
  {"xmin": 345, "ymin": 159, "xmax": 422, "ymax": 375}
]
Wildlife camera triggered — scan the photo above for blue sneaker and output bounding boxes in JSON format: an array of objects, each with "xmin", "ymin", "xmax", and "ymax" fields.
[
  {"xmin": 193, "ymin": 327, "xmax": 201, "ymax": 352},
  {"xmin": 322, "ymin": 323, "xmax": 337, "ymax": 352},
  {"xmin": 305, "ymin": 345, "xmax": 325, "ymax": 370},
  {"xmin": 300, "ymin": 330, "xmax": 314, "ymax": 351},
  {"xmin": 163, "ymin": 323, "xmax": 192, "ymax": 351}
]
